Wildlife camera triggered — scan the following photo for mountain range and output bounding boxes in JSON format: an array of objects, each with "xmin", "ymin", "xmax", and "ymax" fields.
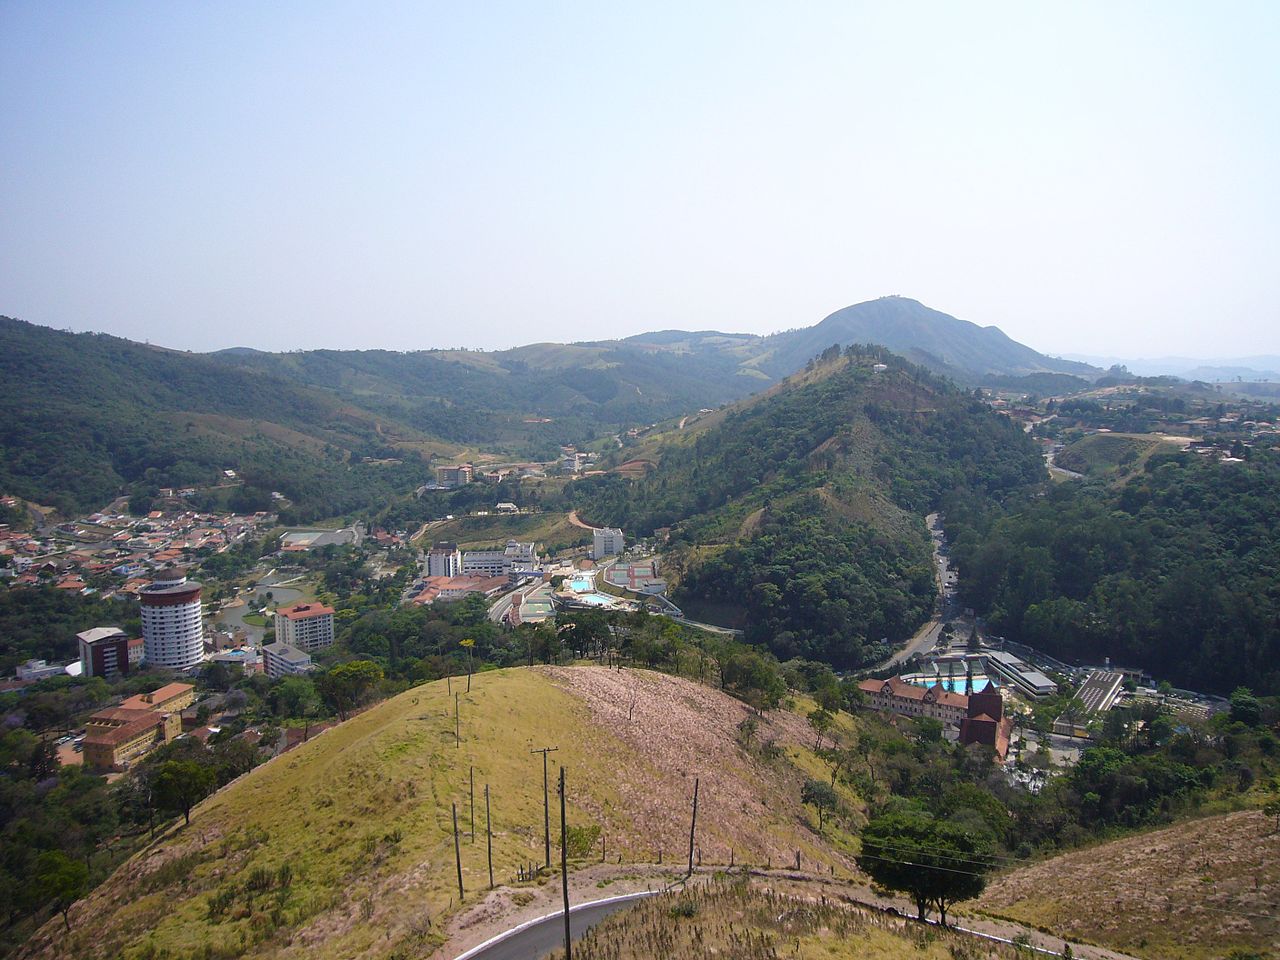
[{"xmin": 2, "ymin": 296, "xmax": 1091, "ymax": 517}]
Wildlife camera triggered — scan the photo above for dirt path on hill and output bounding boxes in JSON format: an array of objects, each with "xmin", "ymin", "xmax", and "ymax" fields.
[{"xmin": 566, "ymin": 511, "xmax": 597, "ymax": 531}]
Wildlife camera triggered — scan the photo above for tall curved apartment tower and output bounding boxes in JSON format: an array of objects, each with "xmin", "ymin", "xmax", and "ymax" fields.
[{"xmin": 140, "ymin": 568, "xmax": 205, "ymax": 671}]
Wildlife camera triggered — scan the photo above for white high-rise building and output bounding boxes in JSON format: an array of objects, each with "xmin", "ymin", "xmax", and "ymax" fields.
[
  {"xmin": 592, "ymin": 528, "xmax": 625, "ymax": 561},
  {"xmin": 140, "ymin": 568, "xmax": 205, "ymax": 671}
]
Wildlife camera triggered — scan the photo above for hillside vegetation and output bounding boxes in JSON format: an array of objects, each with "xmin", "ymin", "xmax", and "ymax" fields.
[
  {"xmin": 555, "ymin": 878, "xmax": 1031, "ymax": 960},
  {"xmin": 573, "ymin": 348, "xmax": 1045, "ymax": 666},
  {"xmin": 0, "ymin": 318, "xmax": 440, "ymax": 519},
  {"xmin": 980, "ymin": 809, "xmax": 1280, "ymax": 960},
  {"xmin": 3, "ymin": 297, "xmax": 1093, "ymax": 518},
  {"xmin": 1053, "ymin": 433, "xmax": 1178, "ymax": 479},
  {"xmin": 945, "ymin": 448, "xmax": 1280, "ymax": 695},
  {"xmin": 20, "ymin": 667, "xmax": 863, "ymax": 960}
]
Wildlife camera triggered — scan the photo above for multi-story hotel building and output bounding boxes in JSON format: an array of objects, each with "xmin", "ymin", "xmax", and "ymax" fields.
[
  {"xmin": 273, "ymin": 602, "xmax": 336, "ymax": 653},
  {"xmin": 140, "ymin": 568, "xmax": 205, "ymax": 671}
]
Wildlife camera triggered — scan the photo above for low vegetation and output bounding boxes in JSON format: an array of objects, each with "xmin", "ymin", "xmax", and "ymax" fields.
[{"xmin": 548, "ymin": 877, "xmax": 1028, "ymax": 960}]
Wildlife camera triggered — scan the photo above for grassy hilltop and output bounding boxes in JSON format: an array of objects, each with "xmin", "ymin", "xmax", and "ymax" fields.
[{"xmin": 21, "ymin": 667, "xmax": 863, "ymax": 960}]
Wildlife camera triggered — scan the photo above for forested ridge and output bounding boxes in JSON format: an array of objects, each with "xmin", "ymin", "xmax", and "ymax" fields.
[
  {"xmin": 0, "ymin": 317, "xmax": 433, "ymax": 519},
  {"xmin": 572, "ymin": 347, "xmax": 1046, "ymax": 666},
  {"xmin": 945, "ymin": 448, "xmax": 1280, "ymax": 695}
]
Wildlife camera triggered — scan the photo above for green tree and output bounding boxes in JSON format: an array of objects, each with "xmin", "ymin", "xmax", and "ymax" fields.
[
  {"xmin": 153, "ymin": 760, "xmax": 216, "ymax": 826},
  {"xmin": 808, "ymin": 708, "xmax": 833, "ymax": 751},
  {"xmin": 316, "ymin": 660, "xmax": 384, "ymax": 720},
  {"xmin": 800, "ymin": 778, "xmax": 839, "ymax": 833},
  {"xmin": 34, "ymin": 850, "xmax": 89, "ymax": 931},
  {"xmin": 857, "ymin": 811, "xmax": 993, "ymax": 926},
  {"xmin": 1229, "ymin": 687, "xmax": 1262, "ymax": 726}
]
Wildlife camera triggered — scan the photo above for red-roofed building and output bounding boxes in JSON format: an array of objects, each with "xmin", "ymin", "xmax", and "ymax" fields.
[
  {"xmin": 858, "ymin": 676, "xmax": 969, "ymax": 727},
  {"xmin": 273, "ymin": 602, "xmax": 336, "ymax": 653},
  {"xmin": 958, "ymin": 688, "xmax": 1015, "ymax": 761}
]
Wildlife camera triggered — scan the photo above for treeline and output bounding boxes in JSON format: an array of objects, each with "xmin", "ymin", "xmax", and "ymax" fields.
[
  {"xmin": 0, "ymin": 588, "xmax": 140, "ymax": 677},
  {"xmin": 845, "ymin": 686, "xmax": 1278, "ymax": 869},
  {"xmin": 945, "ymin": 448, "xmax": 1280, "ymax": 695},
  {"xmin": 0, "ymin": 317, "xmax": 433, "ymax": 518}
]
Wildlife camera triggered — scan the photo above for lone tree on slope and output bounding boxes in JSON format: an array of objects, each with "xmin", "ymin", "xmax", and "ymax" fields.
[{"xmin": 856, "ymin": 810, "xmax": 993, "ymax": 926}]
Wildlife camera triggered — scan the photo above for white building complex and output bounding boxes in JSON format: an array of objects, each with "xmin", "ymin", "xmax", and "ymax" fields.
[
  {"xmin": 592, "ymin": 527, "xmax": 625, "ymax": 561},
  {"xmin": 273, "ymin": 602, "xmax": 336, "ymax": 653},
  {"xmin": 461, "ymin": 540, "xmax": 539, "ymax": 582},
  {"xmin": 427, "ymin": 542, "xmax": 463, "ymax": 578},
  {"xmin": 140, "ymin": 568, "xmax": 205, "ymax": 671}
]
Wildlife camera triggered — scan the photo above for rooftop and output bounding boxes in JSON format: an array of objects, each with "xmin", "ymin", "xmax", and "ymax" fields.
[{"xmin": 276, "ymin": 602, "xmax": 336, "ymax": 620}]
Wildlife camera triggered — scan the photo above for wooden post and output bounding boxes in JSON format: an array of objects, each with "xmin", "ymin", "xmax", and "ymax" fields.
[
  {"xmin": 452, "ymin": 803, "xmax": 464, "ymax": 902},
  {"xmin": 455, "ymin": 692, "xmax": 460, "ymax": 748},
  {"xmin": 559, "ymin": 765, "xmax": 571, "ymax": 960},
  {"xmin": 485, "ymin": 784, "xmax": 493, "ymax": 889},
  {"xmin": 469, "ymin": 766, "xmax": 475, "ymax": 843},
  {"xmin": 531, "ymin": 746, "xmax": 558, "ymax": 869},
  {"xmin": 686, "ymin": 777, "xmax": 699, "ymax": 878}
]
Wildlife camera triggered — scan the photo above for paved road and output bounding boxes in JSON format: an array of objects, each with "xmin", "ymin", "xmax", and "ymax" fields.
[
  {"xmin": 878, "ymin": 512, "xmax": 952, "ymax": 669},
  {"xmin": 455, "ymin": 892, "xmax": 654, "ymax": 960}
]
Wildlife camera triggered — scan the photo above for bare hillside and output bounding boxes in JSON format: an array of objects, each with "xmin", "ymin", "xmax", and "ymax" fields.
[{"xmin": 980, "ymin": 809, "xmax": 1280, "ymax": 960}]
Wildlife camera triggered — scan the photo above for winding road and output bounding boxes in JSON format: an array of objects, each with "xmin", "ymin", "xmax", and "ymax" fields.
[{"xmin": 453, "ymin": 892, "xmax": 655, "ymax": 960}]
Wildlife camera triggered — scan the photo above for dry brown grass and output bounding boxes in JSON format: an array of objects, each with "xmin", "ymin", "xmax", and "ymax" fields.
[
  {"xmin": 979, "ymin": 809, "xmax": 1280, "ymax": 960},
  {"xmin": 21, "ymin": 667, "xmax": 863, "ymax": 960}
]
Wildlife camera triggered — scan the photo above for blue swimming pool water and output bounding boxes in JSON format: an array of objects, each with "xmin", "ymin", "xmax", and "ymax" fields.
[
  {"xmin": 573, "ymin": 593, "xmax": 613, "ymax": 606},
  {"xmin": 904, "ymin": 675, "xmax": 990, "ymax": 694},
  {"xmin": 569, "ymin": 578, "xmax": 593, "ymax": 593}
]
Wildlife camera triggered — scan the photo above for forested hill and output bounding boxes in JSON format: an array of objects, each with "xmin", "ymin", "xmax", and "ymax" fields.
[
  {"xmin": 944, "ymin": 448, "xmax": 1280, "ymax": 696},
  {"xmin": 571, "ymin": 347, "xmax": 1046, "ymax": 667},
  {"xmin": 0, "ymin": 317, "xmax": 435, "ymax": 519}
]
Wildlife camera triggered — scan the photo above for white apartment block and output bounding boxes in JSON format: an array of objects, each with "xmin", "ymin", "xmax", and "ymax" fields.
[
  {"xmin": 592, "ymin": 527, "xmax": 625, "ymax": 561},
  {"xmin": 262, "ymin": 642, "xmax": 313, "ymax": 680}
]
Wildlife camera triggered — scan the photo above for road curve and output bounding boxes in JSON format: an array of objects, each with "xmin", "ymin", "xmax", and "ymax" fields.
[{"xmin": 453, "ymin": 892, "xmax": 655, "ymax": 960}]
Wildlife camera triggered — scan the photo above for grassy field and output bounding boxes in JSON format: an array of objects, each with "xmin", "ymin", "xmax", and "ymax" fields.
[
  {"xmin": 1053, "ymin": 432, "xmax": 1180, "ymax": 479},
  {"xmin": 418, "ymin": 512, "xmax": 591, "ymax": 551},
  {"xmin": 979, "ymin": 809, "xmax": 1280, "ymax": 960},
  {"xmin": 25, "ymin": 667, "xmax": 866, "ymax": 960},
  {"xmin": 551, "ymin": 878, "xmax": 1027, "ymax": 960}
]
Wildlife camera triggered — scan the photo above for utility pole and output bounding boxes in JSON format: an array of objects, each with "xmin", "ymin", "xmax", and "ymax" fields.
[
  {"xmin": 485, "ymin": 783, "xmax": 494, "ymax": 889},
  {"xmin": 559, "ymin": 765, "xmax": 571, "ymax": 960},
  {"xmin": 452, "ymin": 802, "xmax": 464, "ymax": 902},
  {"xmin": 687, "ymin": 777, "xmax": 699, "ymax": 878},
  {"xmin": 531, "ymin": 746, "xmax": 559, "ymax": 869}
]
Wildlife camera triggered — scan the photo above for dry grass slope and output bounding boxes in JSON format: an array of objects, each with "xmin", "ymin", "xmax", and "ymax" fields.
[
  {"xmin": 549, "ymin": 878, "xmax": 1025, "ymax": 960},
  {"xmin": 979, "ymin": 809, "xmax": 1280, "ymax": 960},
  {"xmin": 21, "ymin": 667, "xmax": 861, "ymax": 960}
]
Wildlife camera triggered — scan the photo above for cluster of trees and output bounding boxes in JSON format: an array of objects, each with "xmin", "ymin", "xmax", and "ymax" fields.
[
  {"xmin": 678, "ymin": 494, "xmax": 934, "ymax": 666},
  {"xmin": 0, "ymin": 724, "xmax": 269, "ymax": 944},
  {"xmin": 0, "ymin": 588, "xmax": 139, "ymax": 677},
  {"xmin": 944, "ymin": 448, "xmax": 1280, "ymax": 695},
  {"xmin": 830, "ymin": 685, "xmax": 1279, "ymax": 925},
  {"xmin": 0, "ymin": 316, "xmax": 434, "ymax": 518}
]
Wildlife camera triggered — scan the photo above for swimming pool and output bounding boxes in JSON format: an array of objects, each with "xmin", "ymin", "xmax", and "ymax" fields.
[
  {"xmin": 902, "ymin": 674, "xmax": 991, "ymax": 694},
  {"xmin": 569, "ymin": 577, "xmax": 593, "ymax": 593},
  {"xmin": 573, "ymin": 593, "xmax": 613, "ymax": 606}
]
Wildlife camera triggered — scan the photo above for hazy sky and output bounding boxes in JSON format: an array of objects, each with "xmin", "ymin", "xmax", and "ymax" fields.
[{"xmin": 2, "ymin": 2, "xmax": 1277, "ymax": 357}]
